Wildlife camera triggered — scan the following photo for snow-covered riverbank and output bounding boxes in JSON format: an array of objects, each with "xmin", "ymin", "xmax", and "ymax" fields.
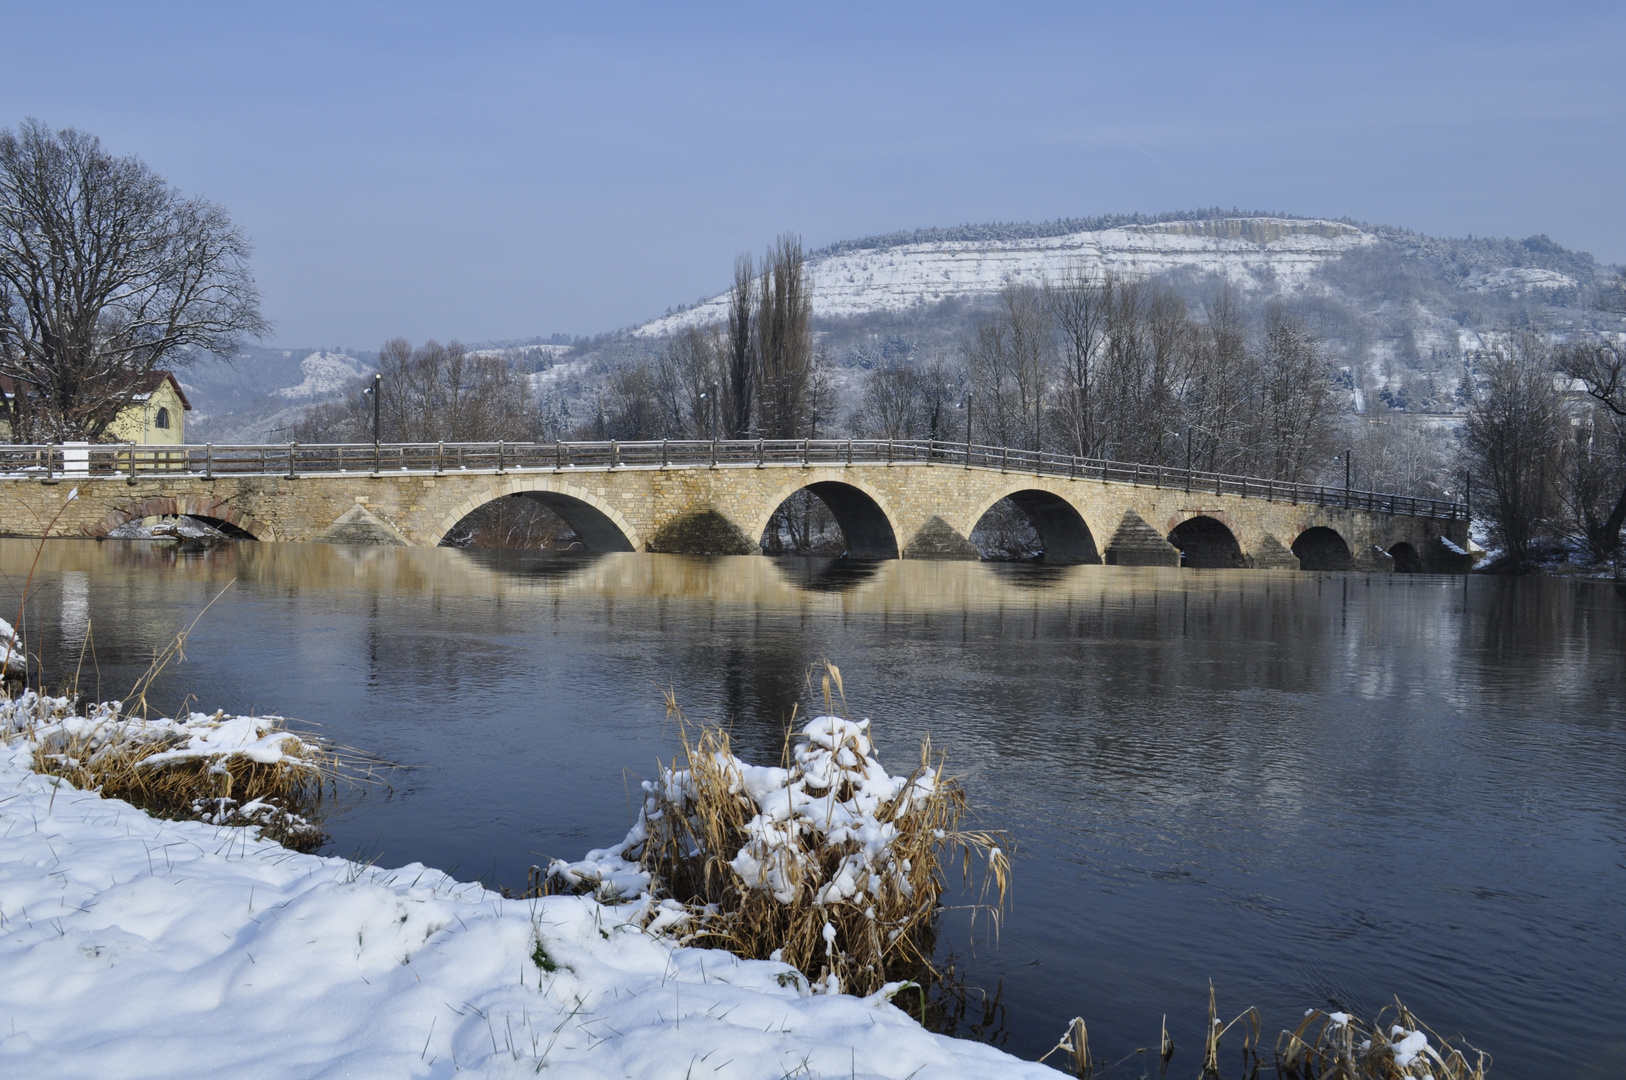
[{"xmin": 0, "ymin": 724, "xmax": 1056, "ymax": 1078}]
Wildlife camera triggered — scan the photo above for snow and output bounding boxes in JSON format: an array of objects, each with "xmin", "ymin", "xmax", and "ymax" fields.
[
  {"xmin": 1463, "ymin": 267, "xmax": 1577, "ymax": 294},
  {"xmin": 1439, "ymin": 537, "xmax": 1468, "ymax": 556},
  {"xmin": 0, "ymin": 618, "xmax": 21, "ymax": 681},
  {"xmin": 0, "ymin": 710, "xmax": 1057, "ymax": 1078},
  {"xmin": 634, "ymin": 218, "xmax": 1376, "ymax": 337},
  {"xmin": 273, "ymin": 351, "xmax": 372, "ymax": 400}
]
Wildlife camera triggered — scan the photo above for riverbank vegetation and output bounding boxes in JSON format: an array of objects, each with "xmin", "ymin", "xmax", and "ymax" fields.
[
  {"xmin": 543, "ymin": 664, "xmax": 1009, "ymax": 997},
  {"xmin": 5, "ymin": 691, "xmax": 333, "ymax": 850}
]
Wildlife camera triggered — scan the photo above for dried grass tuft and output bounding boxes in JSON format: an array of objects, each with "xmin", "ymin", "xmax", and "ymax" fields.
[
  {"xmin": 1277, "ymin": 998, "xmax": 1491, "ymax": 1080},
  {"xmin": 549, "ymin": 661, "xmax": 1009, "ymax": 997},
  {"xmin": 11, "ymin": 694, "xmax": 339, "ymax": 852}
]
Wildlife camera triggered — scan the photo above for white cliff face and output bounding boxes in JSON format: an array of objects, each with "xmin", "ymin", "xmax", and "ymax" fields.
[
  {"xmin": 635, "ymin": 218, "xmax": 1378, "ymax": 336},
  {"xmin": 274, "ymin": 351, "xmax": 371, "ymax": 399}
]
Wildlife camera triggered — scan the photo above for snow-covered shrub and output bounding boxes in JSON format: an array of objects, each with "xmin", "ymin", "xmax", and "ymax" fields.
[
  {"xmin": 2, "ymin": 691, "xmax": 333, "ymax": 851},
  {"xmin": 546, "ymin": 686, "xmax": 1007, "ymax": 996}
]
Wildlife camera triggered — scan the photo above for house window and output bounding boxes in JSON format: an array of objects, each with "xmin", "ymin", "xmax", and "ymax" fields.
[{"xmin": 155, "ymin": 407, "xmax": 170, "ymax": 430}]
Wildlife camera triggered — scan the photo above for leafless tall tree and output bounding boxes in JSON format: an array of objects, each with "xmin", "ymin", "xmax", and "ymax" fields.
[
  {"xmin": 755, "ymin": 234, "xmax": 814, "ymax": 439},
  {"xmin": 0, "ymin": 120, "xmax": 266, "ymax": 441},
  {"xmin": 1046, "ymin": 265, "xmax": 1110, "ymax": 457},
  {"xmin": 1251, "ymin": 306, "xmax": 1337, "ymax": 482},
  {"xmin": 1555, "ymin": 337, "xmax": 1626, "ymax": 560},
  {"xmin": 965, "ymin": 283, "xmax": 1051, "ymax": 449},
  {"xmin": 1466, "ymin": 332, "xmax": 1565, "ymax": 568},
  {"xmin": 725, "ymin": 254, "xmax": 756, "ymax": 437},
  {"xmin": 654, "ymin": 326, "xmax": 724, "ymax": 439}
]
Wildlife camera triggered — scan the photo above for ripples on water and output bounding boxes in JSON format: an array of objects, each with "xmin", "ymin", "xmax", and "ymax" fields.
[{"xmin": 6, "ymin": 540, "xmax": 1623, "ymax": 1080}]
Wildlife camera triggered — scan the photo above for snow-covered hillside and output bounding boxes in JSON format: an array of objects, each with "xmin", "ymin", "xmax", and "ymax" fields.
[{"xmin": 637, "ymin": 217, "xmax": 1377, "ymax": 336}]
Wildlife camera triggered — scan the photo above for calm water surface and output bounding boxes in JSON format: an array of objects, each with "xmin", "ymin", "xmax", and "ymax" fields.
[{"xmin": 6, "ymin": 540, "xmax": 1624, "ymax": 1079}]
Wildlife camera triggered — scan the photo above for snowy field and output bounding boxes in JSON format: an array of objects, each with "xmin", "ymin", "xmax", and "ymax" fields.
[{"xmin": 0, "ymin": 720, "xmax": 1057, "ymax": 1079}]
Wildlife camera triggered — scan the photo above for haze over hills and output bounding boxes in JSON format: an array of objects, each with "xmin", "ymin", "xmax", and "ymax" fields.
[{"xmin": 185, "ymin": 210, "xmax": 1622, "ymax": 443}]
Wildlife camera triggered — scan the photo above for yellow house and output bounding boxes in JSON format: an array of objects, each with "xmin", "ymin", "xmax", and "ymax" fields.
[
  {"xmin": 103, "ymin": 371, "xmax": 192, "ymax": 444},
  {"xmin": 0, "ymin": 370, "xmax": 192, "ymax": 444}
]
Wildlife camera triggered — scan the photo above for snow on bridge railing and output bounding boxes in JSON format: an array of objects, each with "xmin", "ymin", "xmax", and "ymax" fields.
[{"xmin": 0, "ymin": 439, "xmax": 1465, "ymax": 521}]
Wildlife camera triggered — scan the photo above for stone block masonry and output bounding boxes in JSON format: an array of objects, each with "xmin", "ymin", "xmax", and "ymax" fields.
[{"xmin": 0, "ymin": 459, "xmax": 1471, "ymax": 573}]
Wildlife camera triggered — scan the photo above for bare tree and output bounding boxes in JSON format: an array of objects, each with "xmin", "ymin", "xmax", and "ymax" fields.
[
  {"xmin": 1252, "ymin": 306, "xmax": 1337, "ymax": 482},
  {"xmin": 1465, "ymin": 333, "xmax": 1565, "ymax": 568},
  {"xmin": 1046, "ymin": 265, "xmax": 1109, "ymax": 457},
  {"xmin": 755, "ymin": 234, "xmax": 814, "ymax": 439},
  {"xmin": 0, "ymin": 120, "xmax": 266, "ymax": 441},
  {"xmin": 855, "ymin": 361, "xmax": 923, "ymax": 439},
  {"xmin": 965, "ymin": 283, "xmax": 1050, "ymax": 449},
  {"xmin": 604, "ymin": 358, "xmax": 663, "ymax": 440},
  {"xmin": 725, "ymin": 254, "xmax": 755, "ymax": 437},
  {"xmin": 1182, "ymin": 285, "xmax": 1254, "ymax": 473},
  {"xmin": 1555, "ymin": 337, "xmax": 1626, "ymax": 560},
  {"xmin": 295, "ymin": 339, "xmax": 535, "ymax": 443},
  {"xmin": 654, "ymin": 327, "xmax": 723, "ymax": 438}
]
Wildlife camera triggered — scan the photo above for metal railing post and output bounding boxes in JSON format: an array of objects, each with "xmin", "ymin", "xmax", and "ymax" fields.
[
  {"xmin": 288, "ymin": 442, "xmax": 297, "ymax": 479},
  {"xmin": 758, "ymin": 439, "xmax": 765, "ymax": 467},
  {"xmin": 611, "ymin": 441, "xmax": 619, "ymax": 468},
  {"xmin": 497, "ymin": 440, "xmax": 505, "ymax": 473},
  {"xmin": 436, "ymin": 441, "xmax": 444, "ymax": 474},
  {"xmin": 128, "ymin": 442, "xmax": 137, "ymax": 482},
  {"xmin": 709, "ymin": 439, "xmax": 717, "ymax": 467},
  {"xmin": 661, "ymin": 439, "xmax": 668, "ymax": 468}
]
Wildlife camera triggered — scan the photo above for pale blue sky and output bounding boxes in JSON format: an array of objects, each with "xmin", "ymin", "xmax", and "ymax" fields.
[{"xmin": 3, "ymin": 2, "xmax": 1621, "ymax": 347}]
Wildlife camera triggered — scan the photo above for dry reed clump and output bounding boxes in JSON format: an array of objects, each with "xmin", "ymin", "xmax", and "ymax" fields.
[
  {"xmin": 546, "ymin": 663, "xmax": 1009, "ymax": 997},
  {"xmin": 1277, "ymin": 998, "xmax": 1490, "ymax": 1080},
  {"xmin": 1038, "ymin": 985, "xmax": 1490, "ymax": 1080},
  {"xmin": 4, "ymin": 692, "xmax": 336, "ymax": 852}
]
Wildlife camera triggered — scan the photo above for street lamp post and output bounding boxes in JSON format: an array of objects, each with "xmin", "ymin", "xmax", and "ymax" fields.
[{"xmin": 367, "ymin": 373, "xmax": 382, "ymax": 448}]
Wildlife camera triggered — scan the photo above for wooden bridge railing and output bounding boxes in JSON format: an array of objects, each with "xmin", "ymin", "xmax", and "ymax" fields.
[{"xmin": 0, "ymin": 439, "xmax": 1467, "ymax": 521}]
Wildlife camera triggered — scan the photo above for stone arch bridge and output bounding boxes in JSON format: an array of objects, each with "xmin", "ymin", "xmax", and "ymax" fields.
[{"xmin": 0, "ymin": 440, "xmax": 1471, "ymax": 572}]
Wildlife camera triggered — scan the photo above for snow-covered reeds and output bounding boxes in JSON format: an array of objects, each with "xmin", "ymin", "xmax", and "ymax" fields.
[
  {"xmin": 546, "ymin": 662, "xmax": 1009, "ymax": 997},
  {"xmin": 3, "ymin": 691, "xmax": 337, "ymax": 851}
]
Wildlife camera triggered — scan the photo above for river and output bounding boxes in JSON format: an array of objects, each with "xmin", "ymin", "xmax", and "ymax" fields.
[{"xmin": 5, "ymin": 539, "xmax": 1623, "ymax": 1079}]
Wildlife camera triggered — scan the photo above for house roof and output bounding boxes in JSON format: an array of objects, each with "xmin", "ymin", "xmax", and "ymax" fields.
[
  {"xmin": 0, "ymin": 370, "xmax": 192, "ymax": 411},
  {"xmin": 127, "ymin": 371, "xmax": 193, "ymax": 411}
]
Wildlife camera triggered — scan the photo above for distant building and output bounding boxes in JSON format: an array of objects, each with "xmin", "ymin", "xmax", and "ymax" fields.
[{"xmin": 0, "ymin": 371, "xmax": 192, "ymax": 444}]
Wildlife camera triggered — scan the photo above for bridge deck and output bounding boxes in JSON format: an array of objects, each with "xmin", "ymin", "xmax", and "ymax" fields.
[{"xmin": 0, "ymin": 439, "xmax": 1464, "ymax": 521}]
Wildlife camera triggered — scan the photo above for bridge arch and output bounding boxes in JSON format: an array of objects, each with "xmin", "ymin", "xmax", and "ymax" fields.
[
  {"xmin": 91, "ymin": 497, "xmax": 271, "ymax": 541},
  {"xmin": 965, "ymin": 488, "xmax": 1100, "ymax": 563},
  {"xmin": 432, "ymin": 479, "xmax": 640, "ymax": 552},
  {"xmin": 1388, "ymin": 541, "xmax": 1422, "ymax": 573},
  {"xmin": 751, "ymin": 473, "xmax": 900, "ymax": 559},
  {"xmin": 1168, "ymin": 515, "xmax": 1246, "ymax": 568},
  {"xmin": 1292, "ymin": 526, "xmax": 1353, "ymax": 571}
]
